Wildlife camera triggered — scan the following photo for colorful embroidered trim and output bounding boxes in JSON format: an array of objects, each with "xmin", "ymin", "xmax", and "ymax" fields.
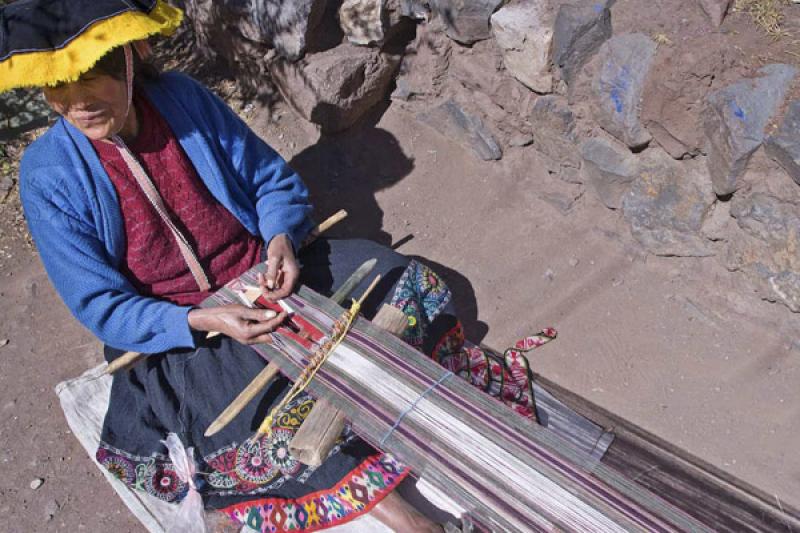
[
  {"xmin": 96, "ymin": 444, "xmax": 188, "ymax": 503},
  {"xmin": 390, "ymin": 259, "xmax": 452, "ymax": 348},
  {"xmin": 432, "ymin": 322, "xmax": 557, "ymax": 420},
  {"xmin": 221, "ymin": 454, "xmax": 409, "ymax": 533},
  {"xmin": 97, "ymin": 394, "xmax": 359, "ymax": 501}
]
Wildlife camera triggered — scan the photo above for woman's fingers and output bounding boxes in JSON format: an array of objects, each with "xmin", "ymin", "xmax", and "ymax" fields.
[
  {"xmin": 266, "ymin": 257, "xmax": 300, "ymax": 301},
  {"xmin": 239, "ymin": 310, "xmax": 288, "ymax": 343},
  {"xmin": 263, "ymin": 257, "xmax": 280, "ymax": 290},
  {"xmin": 239, "ymin": 307, "xmax": 280, "ymax": 323}
]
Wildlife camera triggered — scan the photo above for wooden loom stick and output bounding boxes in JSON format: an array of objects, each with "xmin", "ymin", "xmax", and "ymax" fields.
[
  {"xmin": 308, "ymin": 209, "xmax": 347, "ymax": 239},
  {"xmin": 104, "ymin": 211, "xmax": 348, "ymax": 376},
  {"xmin": 205, "ymin": 364, "xmax": 281, "ymax": 438},
  {"xmin": 289, "ymin": 304, "xmax": 408, "ymax": 466},
  {"xmin": 204, "ymin": 258, "xmax": 377, "ymax": 438}
]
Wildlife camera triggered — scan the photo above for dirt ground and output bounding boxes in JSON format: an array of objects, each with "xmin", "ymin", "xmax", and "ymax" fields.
[
  {"xmin": 2, "ymin": 28, "xmax": 800, "ymax": 533},
  {"xmin": 1, "ymin": 94, "xmax": 798, "ymax": 530}
]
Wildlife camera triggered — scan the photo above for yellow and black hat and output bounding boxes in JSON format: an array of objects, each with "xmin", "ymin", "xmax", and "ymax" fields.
[{"xmin": 0, "ymin": 0, "xmax": 182, "ymax": 93}]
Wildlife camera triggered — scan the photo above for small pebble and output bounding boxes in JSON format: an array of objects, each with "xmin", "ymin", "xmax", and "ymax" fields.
[
  {"xmin": 568, "ymin": 258, "xmax": 579, "ymax": 267},
  {"xmin": 543, "ymin": 269, "xmax": 555, "ymax": 282},
  {"xmin": 0, "ymin": 338, "xmax": 8, "ymax": 347},
  {"xmin": 30, "ymin": 478, "xmax": 44, "ymax": 490}
]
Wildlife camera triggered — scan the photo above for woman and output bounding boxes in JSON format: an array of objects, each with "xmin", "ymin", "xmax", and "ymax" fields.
[{"xmin": 6, "ymin": 1, "xmax": 462, "ymax": 531}]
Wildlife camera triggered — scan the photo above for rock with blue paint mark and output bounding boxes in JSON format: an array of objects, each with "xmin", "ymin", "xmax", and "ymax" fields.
[
  {"xmin": 703, "ymin": 64, "xmax": 797, "ymax": 196},
  {"xmin": 622, "ymin": 148, "xmax": 716, "ymax": 257},
  {"xmin": 592, "ymin": 33, "xmax": 657, "ymax": 149},
  {"xmin": 765, "ymin": 101, "xmax": 800, "ymax": 187},
  {"xmin": 431, "ymin": 0, "xmax": 504, "ymax": 44},
  {"xmin": 552, "ymin": 1, "xmax": 612, "ymax": 86},
  {"xmin": 728, "ymin": 193, "xmax": 800, "ymax": 312},
  {"xmin": 490, "ymin": 1, "xmax": 554, "ymax": 94},
  {"xmin": 580, "ymin": 136, "xmax": 638, "ymax": 208}
]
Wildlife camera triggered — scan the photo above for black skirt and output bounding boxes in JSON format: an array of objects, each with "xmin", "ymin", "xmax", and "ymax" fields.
[{"xmin": 96, "ymin": 238, "xmax": 459, "ymax": 531}]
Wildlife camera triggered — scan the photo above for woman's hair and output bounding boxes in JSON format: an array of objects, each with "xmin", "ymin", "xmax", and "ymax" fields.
[{"xmin": 90, "ymin": 45, "xmax": 160, "ymax": 82}]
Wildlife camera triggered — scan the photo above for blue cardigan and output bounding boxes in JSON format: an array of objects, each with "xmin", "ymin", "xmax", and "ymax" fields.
[{"xmin": 20, "ymin": 73, "xmax": 314, "ymax": 353}]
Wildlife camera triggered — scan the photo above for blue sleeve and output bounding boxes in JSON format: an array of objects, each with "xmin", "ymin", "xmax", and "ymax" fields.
[
  {"xmin": 179, "ymin": 74, "xmax": 315, "ymax": 249},
  {"xmin": 20, "ymin": 166, "xmax": 196, "ymax": 354}
]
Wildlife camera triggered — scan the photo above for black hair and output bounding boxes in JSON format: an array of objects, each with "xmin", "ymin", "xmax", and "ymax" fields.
[{"xmin": 90, "ymin": 45, "xmax": 160, "ymax": 82}]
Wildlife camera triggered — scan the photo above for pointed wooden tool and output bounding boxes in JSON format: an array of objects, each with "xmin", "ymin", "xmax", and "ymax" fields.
[{"xmin": 204, "ymin": 258, "xmax": 378, "ymax": 438}]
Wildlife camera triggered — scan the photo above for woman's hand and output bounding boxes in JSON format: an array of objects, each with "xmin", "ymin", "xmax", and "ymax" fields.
[
  {"xmin": 259, "ymin": 233, "xmax": 300, "ymax": 301},
  {"xmin": 188, "ymin": 304, "xmax": 288, "ymax": 345}
]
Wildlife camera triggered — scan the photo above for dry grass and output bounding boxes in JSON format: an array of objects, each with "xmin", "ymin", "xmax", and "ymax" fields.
[
  {"xmin": 735, "ymin": 0, "xmax": 791, "ymax": 37},
  {"xmin": 652, "ymin": 32, "xmax": 673, "ymax": 47}
]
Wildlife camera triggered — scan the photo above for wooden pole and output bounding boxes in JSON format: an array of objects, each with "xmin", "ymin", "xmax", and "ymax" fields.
[{"xmin": 289, "ymin": 304, "xmax": 408, "ymax": 466}]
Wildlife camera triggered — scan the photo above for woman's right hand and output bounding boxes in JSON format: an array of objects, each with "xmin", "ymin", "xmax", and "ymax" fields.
[{"xmin": 188, "ymin": 304, "xmax": 288, "ymax": 345}]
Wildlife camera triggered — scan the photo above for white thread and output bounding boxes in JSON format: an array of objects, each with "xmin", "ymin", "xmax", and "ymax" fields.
[{"xmin": 380, "ymin": 371, "xmax": 453, "ymax": 447}]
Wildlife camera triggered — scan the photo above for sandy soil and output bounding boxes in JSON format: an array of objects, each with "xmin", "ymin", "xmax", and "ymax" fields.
[
  {"xmin": 261, "ymin": 100, "xmax": 800, "ymax": 511},
  {"xmin": 2, "ymin": 71, "xmax": 799, "ymax": 533}
]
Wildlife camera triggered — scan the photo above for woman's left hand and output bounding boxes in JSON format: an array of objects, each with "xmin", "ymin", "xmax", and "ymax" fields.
[{"xmin": 259, "ymin": 233, "xmax": 300, "ymax": 301}]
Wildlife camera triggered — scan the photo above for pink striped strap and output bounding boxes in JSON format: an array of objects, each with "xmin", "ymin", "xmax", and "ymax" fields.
[{"xmin": 112, "ymin": 135, "xmax": 212, "ymax": 292}]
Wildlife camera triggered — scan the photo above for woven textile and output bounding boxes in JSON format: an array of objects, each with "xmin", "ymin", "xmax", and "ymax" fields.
[{"xmin": 207, "ymin": 264, "xmax": 710, "ymax": 532}]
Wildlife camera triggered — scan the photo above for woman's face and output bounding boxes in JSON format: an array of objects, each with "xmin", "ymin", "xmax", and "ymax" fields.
[{"xmin": 43, "ymin": 71, "xmax": 129, "ymax": 141}]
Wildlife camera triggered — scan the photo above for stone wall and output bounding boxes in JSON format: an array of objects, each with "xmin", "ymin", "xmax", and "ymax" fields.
[{"xmin": 182, "ymin": 0, "xmax": 800, "ymax": 313}]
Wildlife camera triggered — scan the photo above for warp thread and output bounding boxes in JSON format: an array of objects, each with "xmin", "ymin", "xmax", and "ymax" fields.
[{"xmin": 380, "ymin": 371, "xmax": 454, "ymax": 447}]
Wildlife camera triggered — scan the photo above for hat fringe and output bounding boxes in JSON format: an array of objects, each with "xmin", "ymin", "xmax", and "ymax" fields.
[{"xmin": 0, "ymin": 0, "xmax": 182, "ymax": 93}]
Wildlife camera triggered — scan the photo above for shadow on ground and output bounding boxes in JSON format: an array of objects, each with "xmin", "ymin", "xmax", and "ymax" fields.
[{"xmin": 289, "ymin": 103, "xmax": 488, "ymax": 343}]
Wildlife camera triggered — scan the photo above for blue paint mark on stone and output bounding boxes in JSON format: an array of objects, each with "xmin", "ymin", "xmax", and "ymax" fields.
[
  {"xmin": 609, "ymin": 65, "xmax": 631, "ymax": 114},
  {"xmin": 593, "ymin": 3, "xmax": 604, "ymax": 13},
  {"xmin": 611, "ymin": 88, "xmax": 624, "ymax": 113},
  {"xmin": 729, "ymin": 100, "xmax": 746, "ymax": 120}
]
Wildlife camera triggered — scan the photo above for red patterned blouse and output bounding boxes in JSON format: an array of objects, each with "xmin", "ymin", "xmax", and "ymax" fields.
[{"xmin": 91, "ymin": 91, "xmax": 263, "ymax": 306}]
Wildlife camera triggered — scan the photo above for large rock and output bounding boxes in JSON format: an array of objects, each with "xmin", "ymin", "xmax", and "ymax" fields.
[
  {"xmin": 417, "ymin": 99, "xmax": 503, "ymax": 160},
  {"xmin": 391, "ymin": 19, "xmax": 453, "ymax": 102},
  {"xmin": 531, "ymin": 96, "xmax": 581, "ymax": 181},
  {"xmin": 580, "ymin": 137, "xmax": 638, "ymax": 208},
  {"xmin": 552, "ymin": 1, "xmax": 612, "ymax": 86},
  {"xmin": 431, "ymin": 0, "xmax": 503, "ymax": 44},
  {"xmin": 339, "ymin": 0, "xmax": 408, "ymax": 45},
  {"xmin": 270, "ymin": 44, "xmax": 400, "ymax": 132},
  {"xmin": 340, "ymin": 0, "xmax": 385, "ymax": 45},
  {"xmin": 592, "ymin": 34, "xmax": 657, "ymax": 149},
  {"xmin": 703, "ymin": 64, "xmax": 796, "ymax": 196},
  {"xmin": 622, "ymin": 150, "xmax": 715, "ymax": 256},
  {"xmin": 641, "ymin": 34, "xmax": 734, "ymax": 159},
  {"xmin": 765, "ymin": 101, "xmax": 800, "ymax": 186},
  {"xmin": 184, "ymin": 0, "xmax": 328, "ymax": 61},
  {"xmin": 728, "ymin": 193, "xmax": 800, "ymax": 312},
  {"xmin": 490, "ymin": 1, "xmax": 553, "ymax": 94},
  {"xmin": 698, "ymin": 0, "xmax": 733, "ymax": 27},
  {"xmin": 400, "ymin": 0, "xmax": 430, "ymax": 19}
]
